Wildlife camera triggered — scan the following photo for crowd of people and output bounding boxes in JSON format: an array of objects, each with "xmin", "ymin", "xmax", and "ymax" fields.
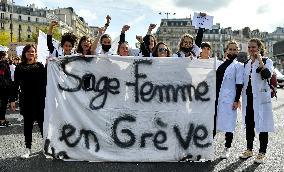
[{"xmin": 0, "ymin": 14, "xmax": 274, "ymax": 163}]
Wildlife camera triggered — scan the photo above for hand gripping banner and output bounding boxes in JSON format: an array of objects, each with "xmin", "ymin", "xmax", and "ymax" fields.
[{"xmin": 43, "ymin": 55, "xmax": 216, "ymax": 162}]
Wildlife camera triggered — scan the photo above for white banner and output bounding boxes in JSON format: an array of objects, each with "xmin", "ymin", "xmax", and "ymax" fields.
[{"xmin": 44, "ymin": 56, "xmax": 216, "ymax": 162}]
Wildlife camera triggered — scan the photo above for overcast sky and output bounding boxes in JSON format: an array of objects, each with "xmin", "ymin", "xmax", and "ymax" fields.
[{"xmin": 13, "ymin": 0, "xmax": 284, "ymax": 47}]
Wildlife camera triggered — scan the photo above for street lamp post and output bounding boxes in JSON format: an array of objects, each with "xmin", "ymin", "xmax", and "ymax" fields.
[
  {"xmin": 159, "ymin": 12, "xmax": 176, "ymax": 19},
  {"xmin": 10, "ymin": 0, "xmax": 14, "ymax": 42},
  {"xmin": 158, "ymin": 12, "xmax": 177, "ymax": 52}
]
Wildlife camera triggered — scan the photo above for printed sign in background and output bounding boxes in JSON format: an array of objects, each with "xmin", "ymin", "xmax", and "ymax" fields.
[{"xmin": 44, "ymin": 56, "xmax": 216, "ymax": 162}]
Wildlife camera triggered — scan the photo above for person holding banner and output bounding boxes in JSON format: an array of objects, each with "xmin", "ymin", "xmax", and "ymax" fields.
[
  {"xmin": 77, "ymin": 36, "xmax": 93, "ymax": 56},
  {"xmin": 239, "ymin": 38, "xmax": 274, "ymax": 164},
  {"xmin": 174, "ymin": 13, "xmax": 206, "ymax": 59},
  {"xmin": 11, "ymin": 44, "xmax": 47, "ymax": 158},
  {"xmin": 47, "ymin": 21, "xmax": 77, "ymax": 57},
  {"xmin": 91, "ymin": 15, "xmax": 112, "ymax": 55},
  {"xmin": 152, "ymin": 42, "xmax": 172, "ymax": 57},
  {"xmin": 215, "ymin": 41, "xmax": 243, "ymax": 159},
  {"xmin": 117, "ymin": 25, "xmax": 130, "ymax": 56},
  {"xmin": 136, "ymin": 24, "xmax": 157, "ymax": 57},
  {"xmin": 199, "ymin": 42, "xmax": 211, "ymax": 59}
]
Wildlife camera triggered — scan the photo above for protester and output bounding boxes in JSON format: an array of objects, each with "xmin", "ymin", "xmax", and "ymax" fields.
[
  {"xmin": 12, "ymin": 44, "xmax": 47, "ymax": 158},
  {"xmin": 215, "ymin": 41, "xmax": 244, "ymax": 159},
  {"xmin": 239, "ymin": 38, "xmax": 274, "ymax": 164},
  {"xmin": 47, "ymin": 21, "xmax": 77, "ymax": 57},
  {"xmin": 117, "ymin": 25, "xmax": 131, "ymax": 56},
  {"xmin": 77, "ymin": 36, "xmax": 92, "ymax": 56},
  {"xmin": 152, "ymin": 42, "xmax": 172, "ymax": 57},
  {"xmin": 136, "ymin": 24, "xmax": 157, "ymax": 57},
  {"xmin": 0, "ymin": 49, "xmax": 14, "ymax": 127},
  {"xmin": 91, "ymin": 15, "xmax": 112, "ymax": 55},
  {"xmin": 199, "ymin": 42, "xmax": 211, "ymax": 59},
  {"xmin": 174, "ymin": 12, "xmax": 206, "ymax": 59}
]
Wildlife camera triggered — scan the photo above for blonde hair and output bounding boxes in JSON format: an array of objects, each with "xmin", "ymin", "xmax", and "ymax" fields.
[
  {"xmin": 178, "ymin": 33, "xmax": 194, "ymax": 51},
  {"xmin": 225, "ymin": 40, "xmax": 239, "ymax": 50},
  {"xmin": 249, "ymin": 38, "xmax": 265, "ymax": 56}
]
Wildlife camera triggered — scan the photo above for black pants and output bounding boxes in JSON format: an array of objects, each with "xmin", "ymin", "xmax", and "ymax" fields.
[
  {"xmin": 225, "ymin": 132, "xmax": 233, "ymax": 148},
  {"xmin": 213, "ymin": 100, "xmax": 218, "ymax": 138},
  {"xmin": 0, "ymin": 96, "xmax": 9, "ymax": 121},
  {"xmin": 23, "ymin": 111, "xmax": 43, "ymax": 149},
  {"xmin": 245, "ymin": 85, "xmax": 268, "ymax": 154}
]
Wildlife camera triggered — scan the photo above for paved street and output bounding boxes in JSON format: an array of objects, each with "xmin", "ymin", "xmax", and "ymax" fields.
[{"xmin": 0, "ymin": 89, "xmax": 284, "ymax": 172}]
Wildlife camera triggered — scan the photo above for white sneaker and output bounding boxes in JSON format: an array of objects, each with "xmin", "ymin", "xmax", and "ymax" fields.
[
  {"xmin": 220, "ymin": 147, "xmax": 230, "ymax": 159},
  {"xmin": 21, "ymin": 148, "xmax": 31, "ymax": 159},
  {"xmin": 239, "ymin": 150, "xmax": 253, "ymax": 159},
  {"xmin": 254, "ymin": 153, "xmax": 266, "ymax": 164}
]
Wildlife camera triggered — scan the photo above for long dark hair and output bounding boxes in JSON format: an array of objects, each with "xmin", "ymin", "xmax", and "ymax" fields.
[
  {"xmin": 143, "ymin": 34, "xmax": 157, "ymax": 51},
  {"xmin": 152, "ymin": 42, "xmax": 172, "ymax": 57},
  {"xmin": 77, "ymin": 36, "xmax": 92, "ymax": 55},
  {"xmin": 21, "ymin": 44, "xmax": 37, "ymax": 64}
]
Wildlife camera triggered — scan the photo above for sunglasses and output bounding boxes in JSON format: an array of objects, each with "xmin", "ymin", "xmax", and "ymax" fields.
[
  {"xmin": 158, "ymin": 47, "xmax": 168, "ymax": 52},
  {"xmin": 228, "ymin": 48, "xmax": 237, "ymax": 51}
]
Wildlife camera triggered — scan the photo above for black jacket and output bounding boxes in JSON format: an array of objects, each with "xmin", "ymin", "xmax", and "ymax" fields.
[
  {"xmin": 0, "ymin": 60, "xmax": 13, "ymax": 99},
  {"xmin": 13, "ymin": 62, "xmax": 47, "ymax": 115}
]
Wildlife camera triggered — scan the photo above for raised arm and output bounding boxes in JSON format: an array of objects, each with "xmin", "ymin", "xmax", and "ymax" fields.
[
  {"xmin": 47, "ymin": 21, "xmax": 58, "ymax": 54},
  {"xmin": 91, "ymin": 15, "xmax": 111, "ymax": 55},
  {"xmin": 119, "ymin": 25, "xmax": 130, "ymax": 43},
  {"xmin": 136, "ymin": 35, "xmax": 147, "ymax": 57},
  {"xmin": 195, "ymin": 28, "xmax": 205, "ymax": 48},
  {"xmin": 147, "ymin": 24, "xmax": 156, "ymax": 35},
  {"xmin": 91, "ymin": 27, "xmax": 106, "ymax": 55},
  {"xmin": 138, "ymin": 24, "xmax": 157, "ymax": 57},
  {"xmin": 195, "ymin": 12, "xmax": 206, "ymax": 47}
]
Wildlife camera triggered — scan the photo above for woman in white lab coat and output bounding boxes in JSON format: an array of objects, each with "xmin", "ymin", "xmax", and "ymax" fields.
[
  {"xmin": 239, "ymin": 38, "xmax": 274, "ymax": 164},
  {"xmin": 216, "ymin": 41, "xmax": 243, "ymax": 159}
]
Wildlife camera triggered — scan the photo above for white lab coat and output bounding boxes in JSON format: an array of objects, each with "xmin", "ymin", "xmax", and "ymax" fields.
[
  {"xmin": 242, "ymin": 58, "xmax": 274, "ymax": 133},
  {"xmin": 217, "ymin": 60, "xmax": 244, "ymax": 132}
]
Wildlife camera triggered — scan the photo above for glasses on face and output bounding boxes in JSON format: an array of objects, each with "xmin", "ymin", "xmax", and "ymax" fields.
[
  {"xmin": 158, "ymin": 47, "xmax": 168, "ymax": 52},
  {"xmin": 228, "ymin": 48, "xmax": 237, "ymax": 51},
  {"xmin": 248, "ymin": 46, "xmax": 257, "ymax": 49}
]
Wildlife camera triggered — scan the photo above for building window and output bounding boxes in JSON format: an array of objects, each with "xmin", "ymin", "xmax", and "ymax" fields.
[
  {"xmin": 10, "ymin": 14, "xmax": 12, "ymax": 19},
  {"xmin": 27, "ymin": 26, "xmax": 31, "ymax": 32},
  {"xmin": 19, "ymin": 24, "xmax": 21, "ymax": 31},
  {"xmin": 36, "ymin": 18, "xmax": 39, "ymax": 22},
  {"xmin": 28, "ymin": 17, "xmax": 30, "ymax": 21},
  {"xmin": 19, "ymin": 15, "xmax": 22, "ymax": 21},
  {"xmin": 10, "ymin": 24, "xmax": 13, "ymax": 29},
  {"xmin": 0, "ymin": 13, "xmax": 4, "ymax": 19},
  {"xmin": 28, "ymin": 35, "xmax": 31, "ymax": 39},
  {"xmin": 0, "ymin": 22, "xmax": 4, "ymax": 29}
]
